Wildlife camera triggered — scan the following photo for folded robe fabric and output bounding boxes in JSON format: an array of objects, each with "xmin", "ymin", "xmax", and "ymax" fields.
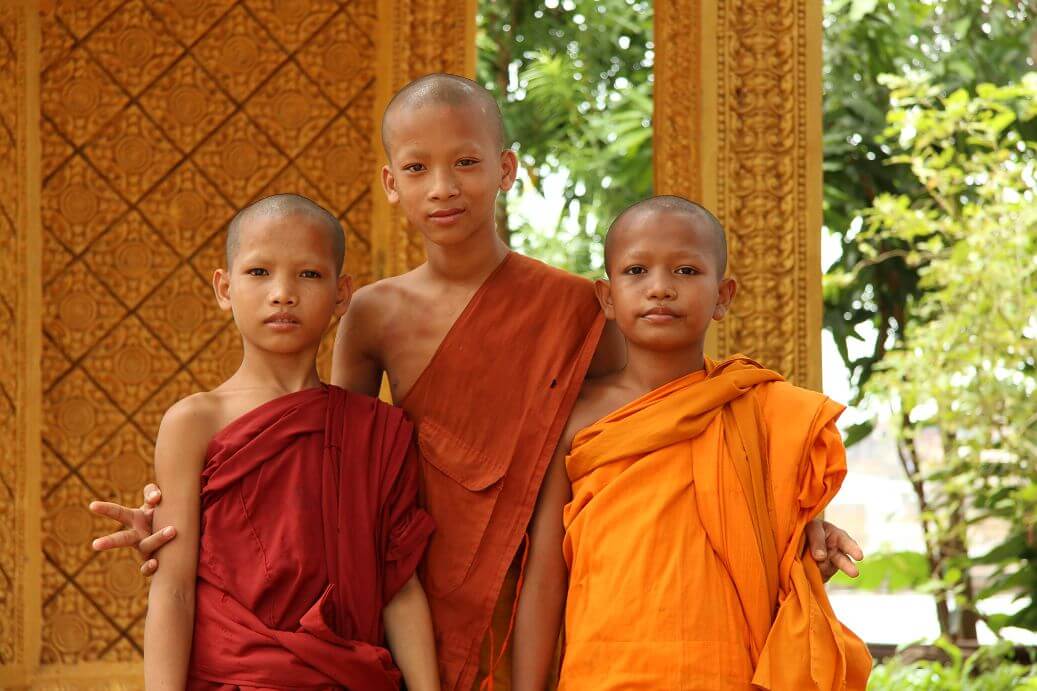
[
  {"xmin": 400, "ymin": 252, "xmax": 604, "ymax": 691},
  {"xmin": 560, "ymin": 356, "xmax": 871, "ymax": 691},
  {"xmin": 188, "ymin": 385, "xmax": 434, "ymax": 690}
]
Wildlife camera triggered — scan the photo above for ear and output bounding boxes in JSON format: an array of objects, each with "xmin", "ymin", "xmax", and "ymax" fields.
[
  {"xmin": 712, "ymin": 276, "xmax": 737, "ymax": 321},
  {"xmin": 381, "ymin": 164, "xmax": 400, "ymax": 205},
  {"xmin": 594, "ymin": 278, "xmax": 617, "ymax": 321},
  {"xmin": 212, "ymin": 268, "xmax": 232, "ymax": 312},
  {"xmin": 499, "ymin": 149, "xmax": 518, "ymax": 192},
  {"xmin": 334, "ymin": 273, "xmax": 353, "ymax": 318}
]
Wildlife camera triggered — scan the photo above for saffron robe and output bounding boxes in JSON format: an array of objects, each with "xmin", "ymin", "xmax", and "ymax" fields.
[
  {"xmin": 188, "ymin": 386, "xmax": 435, "ymax": 690},
  {"xmin": 560, "ymin": 357, "xmax": 872, "ymax": 691},
  {"xmin": 401, "ymin": 252, "xmax": 604, "ymax": 690}
]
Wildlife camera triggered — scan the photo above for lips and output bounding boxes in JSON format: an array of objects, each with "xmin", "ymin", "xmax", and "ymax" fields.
[
  {"xmin": 264, "ymin": 313, "xmax": 300, "ymax": 330},
  {"xmin": 428, "ymin": 208, "xmax": 465, "ymax": 224},
  {"xmin": 641, "ymin": 306, "xmax": 681, "ymax": 322}
]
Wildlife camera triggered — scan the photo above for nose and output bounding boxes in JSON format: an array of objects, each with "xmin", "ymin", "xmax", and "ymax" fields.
[
  {"xmin": 646, "ymin": 276, "xmax": 677, "ymax": 301},
  {"xmin": 269, "ymin": 279, "xmax": 298, "ymax": 306},
  {"xmin": 428, "ymin": 166, "xmax": 459, "ymax": 201}
]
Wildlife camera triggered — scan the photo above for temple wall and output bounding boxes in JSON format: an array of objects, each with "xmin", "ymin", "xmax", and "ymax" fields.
[{"xmin": 0, "ymin": 0, "xmax": 818, "ymax": 685}]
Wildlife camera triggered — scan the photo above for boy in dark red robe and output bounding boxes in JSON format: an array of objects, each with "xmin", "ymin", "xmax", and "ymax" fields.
[{"xmin": 142, "ymin": 194, "xmax": 438, "ymax": 690}]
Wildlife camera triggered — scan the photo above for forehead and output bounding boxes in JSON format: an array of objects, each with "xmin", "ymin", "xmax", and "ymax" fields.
[
  {"xmin": 386, "ymin": 101, "xmax": 498, "ymax": 154},
  {"xmin": 610, "ymin": 208, "xmax": 715, "ymax": 257},
  {"xmin": 236, "ymin": 212, "xmax": 336, "ymax": 258}
]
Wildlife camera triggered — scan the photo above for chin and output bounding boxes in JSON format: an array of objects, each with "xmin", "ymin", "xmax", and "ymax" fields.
[
  {"xmin": 629, "ymin": 330, "xmax": 699, "ymax": 353},
  {"xmin": 420, "ymin": 221, "xmax": 483, "ymax": 247}
]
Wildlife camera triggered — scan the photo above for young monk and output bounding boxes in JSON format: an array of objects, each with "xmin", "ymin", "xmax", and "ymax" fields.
[
  {"xmin": 523, "ymin": 195, "xmax": 872, "ymax": 690},
  {"xmin": 141, "ymin": 194, "xmax": 438, "ymax": 690},
  {"xmin": 90, "ymin": 75, "xmax": 864, "ymax": 691}
]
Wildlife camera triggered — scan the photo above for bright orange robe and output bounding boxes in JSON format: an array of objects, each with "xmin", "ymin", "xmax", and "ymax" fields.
[{"xmin": 560, "ymin": 356, "xmax": 871, "ymax": 691}]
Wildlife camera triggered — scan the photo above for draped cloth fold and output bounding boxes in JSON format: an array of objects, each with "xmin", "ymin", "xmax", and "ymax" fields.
[
  {"xmin": 561, "ymin": 356, "xmax": 871, "ymax": 690},
  {"xmin": 188, "ymin": 386, "xmax": 434, "ymax": 690}
]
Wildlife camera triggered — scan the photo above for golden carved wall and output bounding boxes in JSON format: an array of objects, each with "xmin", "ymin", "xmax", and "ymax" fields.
[
  {"xmin": 2, "ymin": 0, "xmax": 465, "ymax": 686},
  {"xmin": 2, "ymin": 0, "xmax": 818, "ymax": 686},
  {"xmin": 36, "ymin": 0, "xmax": 384, "ymax": 681}
]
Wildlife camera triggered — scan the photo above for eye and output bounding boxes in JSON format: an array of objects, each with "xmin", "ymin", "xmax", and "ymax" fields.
[
  {"xmin": 675, "ymin": 266, "xmax": 698, "ymax": 276},
  {"xmin": 246, "ymin": 268, "xmax": 268, "ymax": 277},
  {"xmin": 457, "ymin": 158, "xmax": 479, "ymax": 167},
  {"xmin": 403, "ymin": 162, "xmax": 426, "ymax": 173},
  {"xmin": 300, "ymin": 270, "xmax": 322, "ymax": 279},
  {"xmin": 623, "ymin": 265, "xmax": 647, "ymax": 276}
]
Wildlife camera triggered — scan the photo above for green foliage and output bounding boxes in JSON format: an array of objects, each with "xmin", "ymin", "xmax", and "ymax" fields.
[
  {"xmin": 477, "ymin": 0, "xmax": 653, "ymax": 275},
  {"xmin": 829, "ymin": 550, "xmax": 931, "ymax": 591},
  {"xmin": 823, "ymin": 0, "xmax": 1034, "ymax": 400},
  {"xmin": 860, "ymin": 72, "xmax": 1037, "ymax": 635},
  {"xmin": 868, "ymin": 640, "xmax": 1037, "ymax": 690}
]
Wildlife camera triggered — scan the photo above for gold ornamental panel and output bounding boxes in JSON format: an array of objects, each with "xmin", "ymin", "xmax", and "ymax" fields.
[
  {"xmin": 655, "ymin": 0, "xmax": 823, "ymax": 390},
  {"xmin": 34, "ymin": 0, "xmax": 380, "ymax": 680}
]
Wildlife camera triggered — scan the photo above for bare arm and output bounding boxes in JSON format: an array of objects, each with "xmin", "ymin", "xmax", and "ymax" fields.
[
  {"xmin": 512, "ymin": 428, "xmax": 574, "ymax": 691},
  {"xmin": 331, "ymin": 284, "xmax": 386, "ymax": 396},
  {"xmin": 383, "ymin": 574, "xmax": 440, "ymax": 691},
  {"xmin": 144, "ymin": 400, "xmax": 209, "ymax": 690}
]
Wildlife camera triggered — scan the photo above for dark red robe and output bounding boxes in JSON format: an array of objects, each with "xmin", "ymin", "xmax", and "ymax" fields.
[{"xmin": 187, "ymin": 385, "xmax": 434, "ymax": 690}]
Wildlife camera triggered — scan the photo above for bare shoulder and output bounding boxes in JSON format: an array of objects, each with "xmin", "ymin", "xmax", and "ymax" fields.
[
  {"xmin": 155, "ymin": 392, "xmax": 221, "ymax": 469},
  {"xmin": 161, "ymin": 392, "xmax": 218, "ymax": 434},
  {"xmin": 343, "ymin": 272, "xmax": 419, "ymax": 333},
  {"xmin": 558, "ymin": 375, "xmax": 627, "ymax": 454}
]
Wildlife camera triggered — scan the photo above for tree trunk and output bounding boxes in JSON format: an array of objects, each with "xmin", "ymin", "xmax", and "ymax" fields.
[{"xmin": 896, "ymin": 417, "xmax": 951, "ymax": 637}]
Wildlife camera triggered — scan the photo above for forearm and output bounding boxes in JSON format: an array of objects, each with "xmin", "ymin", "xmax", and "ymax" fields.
[
  {"xmin": 383, "ymin": 576, "xmax": 440, "ymax": 691},
  {"xmin": 144, "ymin": 585, "xmax": 195, "ymax": 690},
  {"xmin": 511, "ymin": 551, "xmax": 567, "ymax": 691}
]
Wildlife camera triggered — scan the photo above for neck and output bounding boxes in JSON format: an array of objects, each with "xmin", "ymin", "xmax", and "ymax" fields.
[
  {"xmin": 619, "ymin": 341, "xmax": 706, "ymax": 395},
  {"xmin": 232, "ymin": 344, "xmax": 323, "ymax": 393},
  {"xmin": 423, "ymin": 221, "xmax": 510, "ymax": 284}
]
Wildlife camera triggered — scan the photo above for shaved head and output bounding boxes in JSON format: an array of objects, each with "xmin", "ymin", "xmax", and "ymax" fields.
[
  {"xmin": 604, "ymin": 195, "xmax": 727, "ymax": 277},
  {"xmin": 381, "ymin": 73, "xmax": 506, "ymax": 158},
  {"xmin": 226, "ymin": 194, "xmax": 345, "ymax": 273}
]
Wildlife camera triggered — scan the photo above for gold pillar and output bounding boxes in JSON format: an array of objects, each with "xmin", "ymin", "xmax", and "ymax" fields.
[
  {"xmin": 655, "ymin": 0, "xmax": 823, "ymax": 390},
  {"xmin": 372, "ymin": 0, "xmax": 478, "ymax": 278},
  {"xmin": 1, "ymin": 3, "xmax": 42, "ymax": 686}
]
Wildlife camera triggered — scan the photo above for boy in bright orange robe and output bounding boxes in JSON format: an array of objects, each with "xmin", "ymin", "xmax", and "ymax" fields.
[{"xmin": 524, "ymin": 196, "xmax": 872, "ymax": 690}]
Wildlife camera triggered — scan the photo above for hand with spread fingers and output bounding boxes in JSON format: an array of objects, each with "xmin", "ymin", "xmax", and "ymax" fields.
[
  {"xmin": 89, "ymin": 483, "xmax": 176, "ymax": 576},
  {"xmin": 804, "ymin": 518, "xmax": 864, "ymax": 580}
]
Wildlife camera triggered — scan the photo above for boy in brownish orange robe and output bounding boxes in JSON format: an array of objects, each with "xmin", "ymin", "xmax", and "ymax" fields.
[
  {"xmin": 90, "ymin": 77, "xmax": 865, "ymax": 691},
  {"xmin": 524, "ymin": 196, "xmax": 872, "ymax": 690}
]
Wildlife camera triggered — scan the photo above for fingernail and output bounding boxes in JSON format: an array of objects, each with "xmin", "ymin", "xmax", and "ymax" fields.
[
  {"xmin": 147, "ymin": 491, "xmax": 157, "ymax": 500},
  {"xmin": 163, "ymin": 527, "xmax": 174, "ymax": 536},
  {"xmin": 815, "ymin": 550, "xmax": 826, "ymax": 559}
]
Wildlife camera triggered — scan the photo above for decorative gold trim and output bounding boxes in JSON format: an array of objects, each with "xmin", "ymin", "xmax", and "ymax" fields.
[{"xmin": 24, "ymin": 0, "xmax": 44, "ymax": 675}]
